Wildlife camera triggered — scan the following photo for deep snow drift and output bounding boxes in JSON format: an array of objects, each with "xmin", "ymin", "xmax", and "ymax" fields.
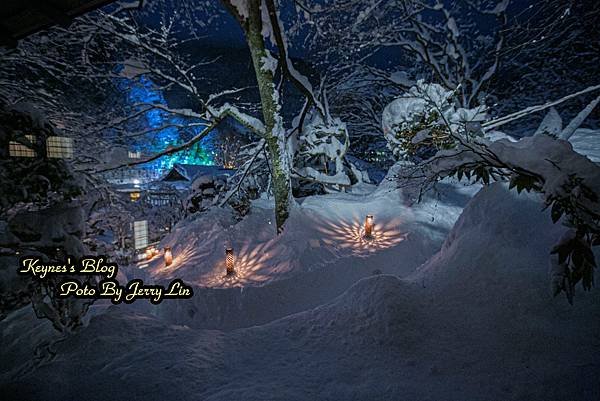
[
  {"xmin": 134, "ymin": 176, "xmax": 479, "ymax": 330},
  {"xmin": 1, "ymin": 182, "xmax": 598, "ymax": 401}
]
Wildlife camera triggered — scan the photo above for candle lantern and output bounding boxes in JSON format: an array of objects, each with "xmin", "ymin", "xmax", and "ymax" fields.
[
  {"xmin": 164, "ymin": 246, "xmax": 173, "ymax": 266},
  {"xmin": 225, "ymin": 247, "xmax": 235, "ymax": 275},
  {"xmin": 364, "ymin": 214, "xmax": 374, "ymax": 239}
]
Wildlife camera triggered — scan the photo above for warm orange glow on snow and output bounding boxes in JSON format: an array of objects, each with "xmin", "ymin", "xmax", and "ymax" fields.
[
  {"xmin": 152, "ymin": 240, "xmax": 281, "ymax": 288},
  {"xmin": 315, "ymin": 214, "xmax": 407, "ymax": 254},
  {"xmin": 149, "ymin": 210, "xmax": 407, "ymax": 288}
]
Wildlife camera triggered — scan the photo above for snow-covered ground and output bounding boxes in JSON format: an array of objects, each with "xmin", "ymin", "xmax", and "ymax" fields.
[
  {"xmin": 127, "ymin": 176, "xmax": 478, "ymax": 329},
  {"xmin": 1, "ymin": 176, "xmax": 599, "ymax": 400}
]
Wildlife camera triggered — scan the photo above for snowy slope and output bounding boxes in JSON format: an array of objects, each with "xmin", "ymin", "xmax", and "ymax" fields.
[
  {"xmin": 1, "ymin": 183, "xmax": 598, "ymax": 401},
  {"xmin": 140, "ymin": 176, "xmax": 476, "ymax": 329}
]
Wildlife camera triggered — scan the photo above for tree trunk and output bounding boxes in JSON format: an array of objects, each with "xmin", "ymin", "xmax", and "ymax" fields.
[{"xmin": 243, "ymin": 0, "xmax": 291, "ymax": 233}]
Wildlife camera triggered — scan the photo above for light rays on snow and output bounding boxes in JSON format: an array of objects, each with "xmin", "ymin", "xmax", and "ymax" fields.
[
  {"xmin": 314, "ymin": 213, "xmax": 407, "ymax": 255},
  {"xmin": 151, "ymin": 238, "xmax": 287, "ymax": 288},
  {"xmin": 203, "ymin": 241, "xmax": 280, "ymax": 287},
  {"xmin": 148, "ymin": 206, "xmax": 408, "ymax": 289}
]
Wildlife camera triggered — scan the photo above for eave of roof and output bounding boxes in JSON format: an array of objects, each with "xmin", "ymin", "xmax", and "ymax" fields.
[{"xmin": 0, "ymin": 0, "xmax": 119, "ymax": 48}]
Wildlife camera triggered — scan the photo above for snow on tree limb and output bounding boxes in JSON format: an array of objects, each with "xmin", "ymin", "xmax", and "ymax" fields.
[
  {"xmin": 263, "ymin": 0, "xmax": 328, "ymax": 121},
  {"xmin": 483, "ymin": 84, "xmax": 600, "ymax": 131},
  {"xmin": 219, "ymin": 139, "xmax": 266, "ymax": 207},
  {"xmin": 97, "ymin": 120, "xmax": 219, "ymax": 173},
  {"xmin": 207, "ymin": 103, "xmax": 266, "ymax": 135},
  {"xmin": 560, "ymin": 94, "xmax": 600, "ymax": 140}
]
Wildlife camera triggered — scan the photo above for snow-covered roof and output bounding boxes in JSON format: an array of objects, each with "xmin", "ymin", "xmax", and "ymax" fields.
[
  {"xmin": 111, "ymin": 183, "xmax": 142, "ymax": 193},
  {"xmin": 161, "ymin": 163, "xmax": 235, "ymax": 182}
]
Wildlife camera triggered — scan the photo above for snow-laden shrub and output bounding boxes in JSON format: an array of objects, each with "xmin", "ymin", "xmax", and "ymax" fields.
[
  {"xmin": 403, "ymin": 133, "xmax": 600, "ymax": 303},
  {"xmin": 0, "ymin": 102, "xmax": 95, "ymax": 335},
  {"xmin": 186, "ymin": 173, "xmax": 229, "ymax": 214},
  {"xmin": 0, "ymin": 102, "xmax": 83, "ymax": 213},
  {"xmin": 382, "ymin": 80, "xmax": 486, "ymax": 161},
  {"xmin": 293, "ymin": 112, "xmax": 359, "ymax": 191}
]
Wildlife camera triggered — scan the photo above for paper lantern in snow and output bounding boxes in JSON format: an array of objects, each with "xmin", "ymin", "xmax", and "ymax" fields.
[
  {"xmin": 164, "ymin": 247, "xmax": 173, "ymax": 266},
  {"xmin": 225, "ymin": 247, "xmax": 235, "ymax": 275},
  {"xmin": 364, "ymin": 215, "xmax": 374, "ymax": 238}
]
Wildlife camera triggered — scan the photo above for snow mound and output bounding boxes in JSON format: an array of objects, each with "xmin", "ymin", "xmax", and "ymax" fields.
[
  {"xmin": 148, "ymin": 182, "xmax": 472, "ymax": 329},
  {"xmin": 412, "ymin": 183, "xmax": 568, "ymax": 297},
  {"xmin": 146, "ymin": 181, "xmax": 470, "ymax": 293},
  {"xmin": 262, "ymin": 274, "xmax": 422, "ymax": 348},
  {"xmin": 1, "ymin": 184, "xmax": 599, "ymax": 400}
]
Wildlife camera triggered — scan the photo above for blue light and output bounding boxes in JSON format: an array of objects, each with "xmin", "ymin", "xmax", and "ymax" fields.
[{"xmin": 117, "ymin": 72, "xmax": 216, "ymax": 177}]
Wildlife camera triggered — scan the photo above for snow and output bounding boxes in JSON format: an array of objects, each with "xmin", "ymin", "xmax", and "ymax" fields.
[
  {"xmin": 487, "ymin": 136, "xmax": 600, "ymax": 202},
  {"xmin": 490, "ymin": 0, "xmax": 510, "ymax": 14},
  {"xmin": 382, "ymin": 80, "xmax": 487, "ymax": 159},
  {"xmin": 534, "ymin": 107, "xmax": 562, "ymax": 137},
  {"xmin": 446, "ymin": 16, "xmax": 460, "ymax": 38},
  {"xmin": 389, "ymin": 71, "xmax": 413, "ymax": 87},
  {"xmin": 1, "ymin": 183, "xmax": 598, "ymax": 400},
  {"xmin": 229, "ymin": 0, "xmax": 249, "ymax": 20},
  {"xmin": 568, "ymin": 128, "xmax": 600, "ymax": 162},
  {"xmin": 118, "ymin": 58, "xmax": 149, "ymax": 79},
  {"xmin": 561, "ymin": 93, "xmax": 600, "ymax": 139},
  {"xmin": 382, "ymin": 95, "xmax": 429, "ymax": 135},
  {"xmin": 260, "ymin": 52, "xmax": 278, "ymax": 74},
  {"xmin": 484, "ymin": 129, "xmax": 517, "ymax": 142},
  {"xmin": 145, "ymin": 178, "xmax": 468, "ymax": 295},
  {"xmin": 422, "ymin": 134, "xmax": 600, "ymax": 231},
  {"xmin": 207, "ymin": 103, "xmax": 266, "ymax": 135}
]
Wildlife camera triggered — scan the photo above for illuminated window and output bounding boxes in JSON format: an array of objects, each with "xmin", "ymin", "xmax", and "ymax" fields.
[
  {"xmin": 9, "ymin": 135, "xmax": 36, "ymax": 157},
  {"xmin": 128, "ymin": 151, "xmax": 141, "ymax": 159},
  {"xmin": 130, "ymin": 191, "xmax": 141, "ymax": 202},
  {"xmin": 46, "ymin": 136, "xmax": 73, "ymax": 159},
  {"xmin": 133, "ymin": 220, "xmax": 148, "ymax": 250}
]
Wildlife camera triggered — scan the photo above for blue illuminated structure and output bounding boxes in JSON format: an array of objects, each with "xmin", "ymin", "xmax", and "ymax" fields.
[{"xmin": 118, "ymin": 73, "xmax": 216, "ymax": 179}]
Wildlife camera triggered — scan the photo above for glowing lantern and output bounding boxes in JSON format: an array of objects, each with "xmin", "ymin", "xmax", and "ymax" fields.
[
  {"xmin": 145, "ymin": 248, "xmax": 154, "ymax": 261},
  {"xmin": 164, "ymin": 247, "xmax": 173, "ymax": 266},
  {"xmin": 364, "ymin": 214, "xmax": 374, "ymax": 238},
  {"xmin": 225, "ymin": 247, "xmax": 235, "ymax": 275}
]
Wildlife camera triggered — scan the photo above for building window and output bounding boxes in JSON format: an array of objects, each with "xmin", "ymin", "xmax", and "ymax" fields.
[
  {"xmin": 9, "ymin": 135, "xmax": 36, "ymax": 157},
  {"xmin": 46, "ymin": 136, "xmax": 73, "ymax": 159},
  {"xmin": 130, "ymin": 191, "xmax": 141, "ymax": 202},
  {"xmin": 133, "ymin": 220, "xmax": 148, "ymax": 250},
  {"xmin": 128, "ymin": 151, "xmax": 141, "ymax": 159}
]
